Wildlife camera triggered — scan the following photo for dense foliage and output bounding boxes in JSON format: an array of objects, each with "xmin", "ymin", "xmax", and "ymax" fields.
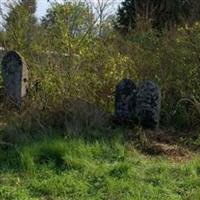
[
  {"xmin": 0, "ymin": 2, "xmax": 200, "ymax": 199},
  {"xmin": 116, "ymin": 0, "xmax": 200, "ymax": 32},
  {"xmin": 0, "ymin": 0, "xmax": 199, "ymax": 134},
  {"xmin": 3, "ymin": 0, "xmax": 37, "ymax": 52}
]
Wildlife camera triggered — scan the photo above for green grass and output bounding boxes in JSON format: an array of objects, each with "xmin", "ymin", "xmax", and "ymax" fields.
[{"xmin": 0, "ymin": 133, "xmax": 200, "ymax": 200}]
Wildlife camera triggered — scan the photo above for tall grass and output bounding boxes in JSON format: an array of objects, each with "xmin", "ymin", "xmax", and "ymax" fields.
[{"xmin": 0, "ymin": 136, "xmax": 200, "ymax": 200}]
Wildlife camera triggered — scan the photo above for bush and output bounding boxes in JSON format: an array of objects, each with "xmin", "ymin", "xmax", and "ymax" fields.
[{"xmin": 0, "ymin": 0, "xmax": 199, "ymax": 136}]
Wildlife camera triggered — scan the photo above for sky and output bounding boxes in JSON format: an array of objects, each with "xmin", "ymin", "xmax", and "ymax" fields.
[
  {"xmin": 36, "ymin": 0, "xmax": 51, "ymax": 18},
  {"xmin": 0, "ymin": 0, "xmax": 122, "ymax": 26},
  {"xmin": 36, "ymin": 0, "xmax": 122, "ymax": 20}
]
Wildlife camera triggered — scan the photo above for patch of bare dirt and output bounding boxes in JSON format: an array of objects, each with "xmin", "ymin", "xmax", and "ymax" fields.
[
  {"xmin": 147, "ymin": 142, "xmax": 192, "ymax": 161},
  {"xmin": 125, "ymin": 128, "xmax": 196, "ymax": 162}
]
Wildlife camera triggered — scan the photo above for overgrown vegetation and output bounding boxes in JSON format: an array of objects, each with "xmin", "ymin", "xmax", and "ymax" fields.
[
  {"xmin": 115, "ymin": 0, "xmax": 200, "ymax": 32},
  {"xmin": 0, "ymin": 0, "xmax": 199, "ymax": 133},
  {"xmin": 0, "ymin": 0, "xmax": 200, "ymax": 199}
]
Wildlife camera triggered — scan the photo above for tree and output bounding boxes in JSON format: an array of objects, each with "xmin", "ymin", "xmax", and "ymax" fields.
[
  {"xmin": 38, "ymin": 1, "xmax": 96, "ymax": 90},
  {"xmin": 2, "ymin": 0, "xmax": 37, "ymax": 52},
  {"xmin": 0, "ymin": 30, "xmax": 6, "ymax": 47},
  {"xmin": 115, "ymin": 0, "xmax": 136, "ymax": 33},
  {"xmin": 87, "ymin": 0, "xmax": 114, "ymax": 36},
  {"xmin": 115, "ymin": 0, "xmax": 198, "ymax": 33},
  {"xmin": 39, "ymin": 0, "xmax": 96, "ymax": 63},
  {"xmin": 41, "ymin": 1, "xmax": 94, "ymax": 38}
]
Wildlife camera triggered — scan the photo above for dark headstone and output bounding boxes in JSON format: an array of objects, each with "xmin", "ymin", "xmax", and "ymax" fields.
[
  {"xmin": 136, "ymin": 81, "xmax": 161, "ymax": 129},
  {"xmin": 1, "ymin": 51, "xmax": 28, "ymax": 106},
  {"xmin": 115, "ymin": 79, "xmax": 137, "ymax": 124}
]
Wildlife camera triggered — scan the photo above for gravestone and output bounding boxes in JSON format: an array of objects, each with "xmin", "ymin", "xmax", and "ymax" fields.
[
  {"xmin": 136, "ymin": 81, "xmax": 161, "ymax": 129},
  {"xmin": 1, "ymin": 51, "xmax": 28, "ymax": 106},
  {"xmin": 115, "ymin": 79, "xmax": 137, "ymax": 124}
]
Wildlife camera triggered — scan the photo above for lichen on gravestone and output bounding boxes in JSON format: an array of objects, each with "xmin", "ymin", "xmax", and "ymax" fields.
[
  {"xmin": 136, "ymin": 80, "xmax": 161, "ymax": 129},
  {"xmin": 115, "ymin": 79, "xmax": 137, "ymax": 124},
  {"xmin": 1, "ymin": 51, "xmax": 28, "ymax": 106}
]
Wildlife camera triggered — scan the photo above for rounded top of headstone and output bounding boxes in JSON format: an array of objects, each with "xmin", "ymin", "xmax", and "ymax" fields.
[
  {"xmin": 139, "ymin": 80, "xmax": 157, "ymax": 86},
  {"xmin": 116, "ymin": 79, "xmax": 137, "ymax": 95},
  {"xmin": 138, "ymin": 80, "xmax": 160, "ymax": 92},
  {"xmin": 117, "ymin": 78, "xmax": 135, "ymax": 86},
  {"xmin": 1, "ymin": 51, "xmax": 23, "ymax": 73}
]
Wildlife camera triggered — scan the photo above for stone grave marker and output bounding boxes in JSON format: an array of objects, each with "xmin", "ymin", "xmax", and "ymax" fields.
[
  {"xmin": 136, "ymin": 81, "xmax": 161, "ymax": 129},
  {"xmin": 115, "ymin": 79, "xmax": 137, "ymax": 124},
  {"xmin": 1, "ymin": 51, "xmax": 28, "ymax": 106}
]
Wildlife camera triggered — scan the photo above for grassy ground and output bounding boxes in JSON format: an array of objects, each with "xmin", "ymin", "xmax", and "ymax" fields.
[{"xmin": 0, "ymin": 129, "xmax": 200, "ymax": 200}]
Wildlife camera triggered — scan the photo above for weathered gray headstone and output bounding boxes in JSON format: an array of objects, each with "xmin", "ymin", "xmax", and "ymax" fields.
[
  {"xmin": 136, "ymin": 81, "xmax": 161, "ymax": 129},
  {"xmin": 1, "ymin": 51, "xmax": 28, "ymax": 106},
  {"xmin": 115, "ymin": 79, "xmax": 137, "ymax": 124}
]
